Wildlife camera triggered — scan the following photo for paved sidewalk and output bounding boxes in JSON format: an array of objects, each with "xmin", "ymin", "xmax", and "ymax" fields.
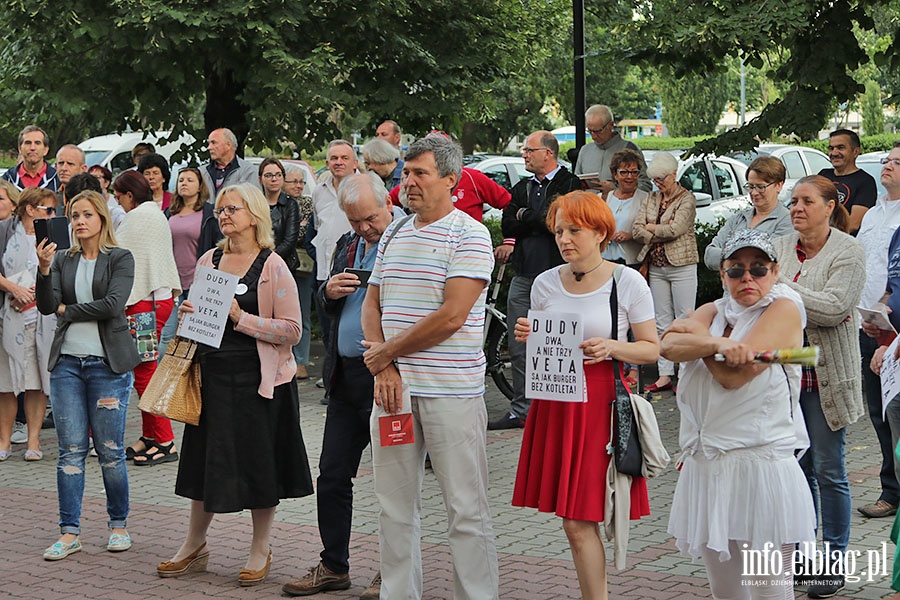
[{"xmin": 0, "ymin": 341, "xmax": 896, "ymax": 599}]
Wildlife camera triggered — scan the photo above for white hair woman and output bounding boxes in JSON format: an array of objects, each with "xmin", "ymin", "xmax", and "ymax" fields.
[{"xmin": 633, "ymin": 152, "xmax": 698, "ymax": 392}]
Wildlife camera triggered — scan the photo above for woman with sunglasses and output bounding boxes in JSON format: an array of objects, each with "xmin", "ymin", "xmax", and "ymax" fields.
[
  {"xmin": 661, "ymin": 229, "xmax": 815, "ymax": 597},
  {"xmin": 703, "ymin": 156, "xmax": 794, "ymax": 270},
  {"xmin": 771, "ymin": 175, "xmax": 866, "ymax": 597},
  {"xmin": 633, "ymin": 152, "xmax": 698, "ymax": 393},
  {"xmin": 0, "ymin": 188, "xmax": 59, "ymax": 460}
]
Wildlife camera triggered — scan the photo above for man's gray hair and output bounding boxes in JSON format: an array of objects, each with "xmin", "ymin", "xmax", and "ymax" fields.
[
  {"xmin": 19, "ymin": 125, "xmax": 49, "ymax": 148},
  {"xmin": 328, "ymin": 139, "xmax": 354, "ymax": 153},
  {"xmin": 218, "ymin": 128, "xmax": 238, "ymax": 149},
  {"xmin": 362, "ymin": 138, "xmax": 400, "ymax": 164},
  {"xmin": 338, "ymin": 172, "xmax": 389, "ymax": 209},
  {"xmin": 405, "ymin": 134, "xmax": 462, "ymax": 179},
  {"xmin": 585, "ymin": 104, "xmax": 613, "ymax": 123}
]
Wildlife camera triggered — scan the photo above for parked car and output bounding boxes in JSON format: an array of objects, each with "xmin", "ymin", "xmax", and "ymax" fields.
[
  {"xmin": 677, "ymin": 154, "xmax": 751, "ymax": 226},
  {"xmin": 470, "ymin": 155, "xmax": 572, "ymax": 192},
  {"xmin": 858, "ymin": 151, "xmax": 888, "ymax": 198},
  {"xmin": 730, "ymin": 144, "xmax": 831, "ymax": 205},
  {"xmin": 79, "ymin": 131, "xmax": 198, "ymax": 176},
  {"xmin": 472, "ymin": 156, "xmax": 571, "ymax": 220}
]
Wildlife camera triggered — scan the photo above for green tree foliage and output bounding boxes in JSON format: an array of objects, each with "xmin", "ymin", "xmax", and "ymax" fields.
[
  {"xmin": 862, "ymin": 80, "xmax": 885, "ymax": 136},
  {"xmin": 631, "ymin": 0, "xmax": 877, "ymax": 153},
  {"xmin": 657, "ymin": 69, "xmax": 729, "ymax": 137},
  {"xmin": 0, "ymin": 0, "xmax": 559, "ymax": 155}
]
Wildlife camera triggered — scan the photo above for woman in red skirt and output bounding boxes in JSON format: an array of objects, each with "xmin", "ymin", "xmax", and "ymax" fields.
[{"xmin": 512, "ymin": 191, "xmax": 659, "ymax": 599}]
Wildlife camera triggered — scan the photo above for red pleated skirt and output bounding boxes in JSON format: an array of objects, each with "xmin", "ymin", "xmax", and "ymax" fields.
[{"xmin": 512, "ymin": 360, "xmax": 650, "ymax": 522}]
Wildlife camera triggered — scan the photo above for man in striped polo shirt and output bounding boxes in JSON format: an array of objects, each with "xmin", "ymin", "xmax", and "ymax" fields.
[{"xmin": 361, "ymin": 134, "xmax": 499, "ymax": 599}]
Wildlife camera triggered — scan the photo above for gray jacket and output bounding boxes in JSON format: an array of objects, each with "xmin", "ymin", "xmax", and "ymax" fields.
[
  {"xmin": 772, "ymin": 229, "xmax": 865, "ymax": 430},
  {"xmin": 201, "ymin": 156, "xmax": 260, "ymax": 202},
  {"xmin": 704, "ymin": 203, "xmax": 793, "ymax": 270},
  {"xmin": 36, "ymin": 247, "xmax": 141, "ymax": 374}
]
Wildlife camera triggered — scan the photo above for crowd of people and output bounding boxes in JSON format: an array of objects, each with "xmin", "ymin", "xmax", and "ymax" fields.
[{"xmin": 2, "ymin": 110, "xmax": 900, "ymax": 600}]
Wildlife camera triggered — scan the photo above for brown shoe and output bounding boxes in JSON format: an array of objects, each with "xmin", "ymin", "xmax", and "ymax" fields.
[
  {"xmin": 296, "ymin": 364, "xmax": 309, "ymax": 379},
  {"xmin": 283, "ymin": 561, "xmax": 351, "ymax": 596},
  {"xmin": 360, "ymin": 572, "xmax": 381, "ymax": 600},
  {"xmin": 238, "ymin": 549, "xmax": 272, "ymax": 587},
  {"xmin": 157, "ymin": 543, "xmax": 209, "ymax": 578},
  {"xmin": 858, "ymin": 499, "xmax": 898, "ymax": 518}
]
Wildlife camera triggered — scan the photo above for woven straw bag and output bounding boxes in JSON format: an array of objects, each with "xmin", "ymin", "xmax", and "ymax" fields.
[{"xmin": 138, "ymin": 336, "xmax": 202, "ymax": 426}]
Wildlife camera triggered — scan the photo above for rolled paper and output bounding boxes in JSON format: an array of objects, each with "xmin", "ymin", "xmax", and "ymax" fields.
[{"xmin": 713, "ymin": 346, "xmax": 819, "ymax": 365}]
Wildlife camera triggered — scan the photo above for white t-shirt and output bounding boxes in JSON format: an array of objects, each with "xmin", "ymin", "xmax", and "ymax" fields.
[
  {"xmin": 370, "ymin": 209, "xmax": 494, "ymax": 397},
  {"xmin": 529, "ymin": 265, "xmax": 655, "ymax": 341}
]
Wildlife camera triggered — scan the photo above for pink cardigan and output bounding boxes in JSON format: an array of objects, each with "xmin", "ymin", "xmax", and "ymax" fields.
[{"xmin": 197, "ymin": 249, "xmax": 301, "ymax": 398}]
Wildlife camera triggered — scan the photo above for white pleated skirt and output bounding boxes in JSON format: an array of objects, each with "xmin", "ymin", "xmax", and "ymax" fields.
[{"xmin": 667, "ymin": 445, "xmax": 816, "ymax": 561}]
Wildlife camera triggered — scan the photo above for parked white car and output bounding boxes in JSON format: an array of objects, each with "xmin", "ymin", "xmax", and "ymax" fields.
[
  {"xmin": 858, "ymin": 151, "xmax": 888, "ymax": 198},
  {"xmin": 678, "ymin": 154, "xmax": 751, "ymax": 226},
  {"xmin": 80, "ymin": 131, "xmax": 198, "ymax": 175}
]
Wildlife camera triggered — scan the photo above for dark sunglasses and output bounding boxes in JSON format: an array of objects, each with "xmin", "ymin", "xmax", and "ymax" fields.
[
  {"xmin": 724, "ymin": 265, "xmax": 771, "ymax": 279},
  {"xmin": 35, "ymin": 205, "xmax": 57, "ymax": 215}
]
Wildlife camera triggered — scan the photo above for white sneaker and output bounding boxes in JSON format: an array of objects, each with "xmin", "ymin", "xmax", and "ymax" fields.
[{"xmin": 10, "ymin": 422, "xmax": 27, "ymax": 444}]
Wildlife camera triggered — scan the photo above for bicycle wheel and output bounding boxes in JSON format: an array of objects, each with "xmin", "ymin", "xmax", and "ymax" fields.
[{"xmin": 485, "ymin": 320, "xmax": 513, "ymax": 400}]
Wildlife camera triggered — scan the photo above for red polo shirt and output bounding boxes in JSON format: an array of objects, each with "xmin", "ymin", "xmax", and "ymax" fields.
[{"xmin": 18, "ymin": 162, "xmax": 48, "ymax": 188}]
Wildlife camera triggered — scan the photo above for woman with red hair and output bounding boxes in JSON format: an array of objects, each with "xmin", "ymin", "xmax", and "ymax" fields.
[{"xmin": 512, "ymin": 191, "xmax": 659, "ymax": 598}]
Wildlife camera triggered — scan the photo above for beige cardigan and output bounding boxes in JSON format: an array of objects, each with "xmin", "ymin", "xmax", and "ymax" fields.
[
  {"xmin": 772, "ymin": 229, "xmax": 865, "ymax": 430},
  {"xmin": 633, "ymin": 187, "xmax": 699, "ymax": 266}
]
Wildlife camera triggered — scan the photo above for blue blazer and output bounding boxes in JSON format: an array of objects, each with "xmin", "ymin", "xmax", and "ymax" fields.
[{"xmin": 36, "ymin": 247, "xmax": 141, "ymax": 374}]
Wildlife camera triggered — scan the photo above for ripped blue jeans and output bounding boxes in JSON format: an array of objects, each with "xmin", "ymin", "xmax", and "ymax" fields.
[{"xmin": 50, "ymin": 355, "xmax": 133, "ymax": 535}]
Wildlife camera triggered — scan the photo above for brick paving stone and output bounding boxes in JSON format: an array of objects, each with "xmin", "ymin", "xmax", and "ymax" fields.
[{"xmin": 0, "ymin": 341, "xmax": 898, "ymax": 598}]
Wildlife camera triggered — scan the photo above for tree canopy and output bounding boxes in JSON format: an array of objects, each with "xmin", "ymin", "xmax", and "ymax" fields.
[
  {"xmin": 629, "ymin": 0, "xmax": 888, "ymax": 153},
  {"xmin": 0, "ymin": 0, "xmax": 560, "ymax": 155}
]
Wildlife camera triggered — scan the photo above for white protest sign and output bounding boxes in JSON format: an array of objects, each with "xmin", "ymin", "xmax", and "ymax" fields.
[
  {"xmin": 525, "ymin": 311, "xmax": 585, "ymax": 402},
  {"xmin": 882, "ymin": 335, "xmax": 900, "ymax": 418},
  {"xmin": 177, "ymin": 265, "xmax": 240, "ymax": 348}
]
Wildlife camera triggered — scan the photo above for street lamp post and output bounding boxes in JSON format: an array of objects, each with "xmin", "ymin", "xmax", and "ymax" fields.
[{"xmin": 574, "ymin": 0, "xmax": 586, "ymax": 150}]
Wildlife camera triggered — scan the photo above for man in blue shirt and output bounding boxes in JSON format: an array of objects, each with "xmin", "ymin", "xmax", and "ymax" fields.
[{"xmin": 282, "ymin": 173, "xmax": 395, "ymax": 600}]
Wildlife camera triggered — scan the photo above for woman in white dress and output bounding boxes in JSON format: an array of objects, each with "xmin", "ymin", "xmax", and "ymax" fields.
[{"xmin": 661, "ymin": 229, "xmax": 815, "ymax": 599}]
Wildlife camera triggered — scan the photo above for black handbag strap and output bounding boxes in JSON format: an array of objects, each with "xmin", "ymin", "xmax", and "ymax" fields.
[{"xmin": 608, "ymin": 265, "xmax": 629, "ymax": 389}]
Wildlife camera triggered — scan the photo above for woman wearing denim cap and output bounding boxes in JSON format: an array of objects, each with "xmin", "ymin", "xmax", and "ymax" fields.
[
  {"xmin": 663, "ymin": 228, "xmax": 815, "ymax": 598},
  {"xmin": 36, "ymin": 190, "xmax": 140, "ymax": 560}
]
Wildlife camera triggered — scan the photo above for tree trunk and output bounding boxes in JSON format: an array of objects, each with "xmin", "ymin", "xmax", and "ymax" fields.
[
  {"xmin": 203, "ymin": 64, "xmax": 250, "ymax": 156},
  {"xmin": 461, "ymin": 121, "xmax": 477, "ymax": 155}
]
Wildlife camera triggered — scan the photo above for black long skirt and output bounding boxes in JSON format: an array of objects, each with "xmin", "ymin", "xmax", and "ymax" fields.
[{"xmin": 175, "ymin": 348, "xmax": 313, "ymax": 513}]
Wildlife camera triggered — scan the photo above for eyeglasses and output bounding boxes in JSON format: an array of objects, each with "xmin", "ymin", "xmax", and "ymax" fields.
[
  {"xmin": 35, "ymin": 205, "xmax": 57, "ymax": 214},
  {"xmin": 261, "ymin": 172, "xmax": 284, "ymax": 180},
  {"xmin": 213, "ymin": 205, "xmax": 246, "ymax": 217},
  {"xmin": 587, "ymin": 122, "xmax": 611, "ymax": 135},
  {"xmin": 724, "ymin": 265, "xmax": 772, "ymax": 279},
  {"xmin": 521, "ymin": 147, "xmax": 550, "ymax": 155},
  {"xmin": 743, "ymin": 182, "xmax": 777, "ymax": 192},
  {"xmin": 881, "ymin": 158, "xmax": 900, "ymax": 167},
  {"xmin": 651, "ymin": 174, "xmax": 671, "ymax": 184},
  {"xmin": 283, "ymin": 179, "xmax": 304, "ymax": 185},
  {"xmin": 616, "ymin": 169, "xmax": 640, "ymax": 177}
]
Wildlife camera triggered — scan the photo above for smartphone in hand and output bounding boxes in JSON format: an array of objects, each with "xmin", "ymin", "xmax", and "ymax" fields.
[
  {"xmin": 343, "ymin": 268, "xmax": 372, "ymax": 286},
  {"xmin": 34, "ymin": 216, "xmax": 71, "ymax": 250}
]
